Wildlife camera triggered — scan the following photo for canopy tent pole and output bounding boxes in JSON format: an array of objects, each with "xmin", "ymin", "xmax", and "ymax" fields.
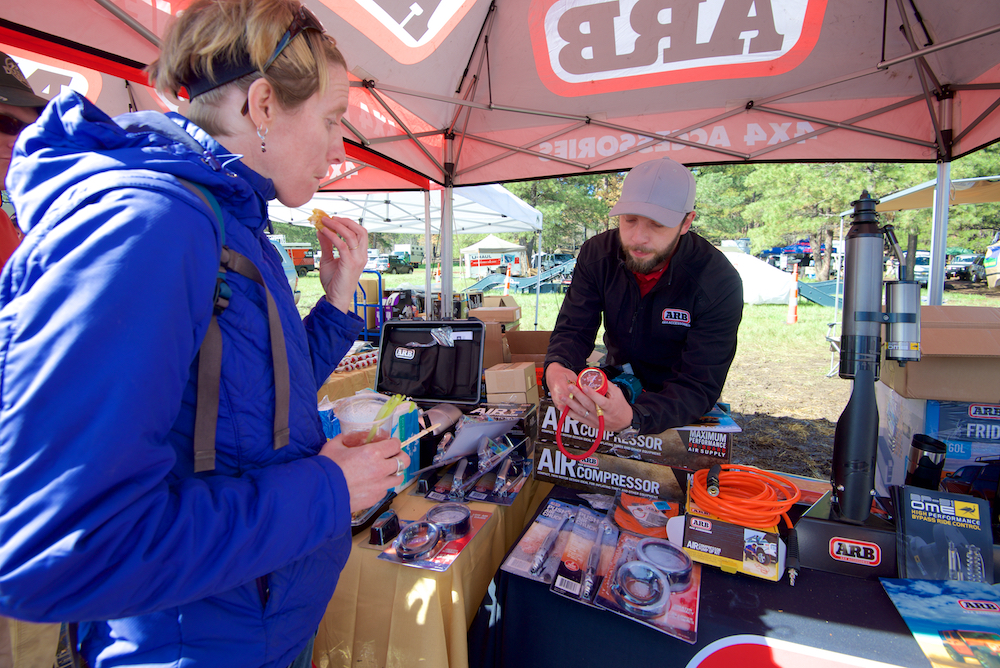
[
  {"xmin": 928, "ymin": 161, "xmax": 952, "ymax": 306},
  {"xmin": 442, "ymin": 134, "xmax": 455, "ymax": 317},
  {"xmin": 928, "ymin": 91, "xmax": 955, "ymax": 306},
  {"xmin": 534, "ymin": 231, "xmax": 543, "ymax": 330},
  {"xmin": 424, "ymin": 191, "xmax": 432, "ymax": 307}
]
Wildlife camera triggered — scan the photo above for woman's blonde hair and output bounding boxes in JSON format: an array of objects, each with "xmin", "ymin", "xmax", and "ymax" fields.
[{"xmin": 148, "ymin": 0, "xmax": 347, "ymax": 136}]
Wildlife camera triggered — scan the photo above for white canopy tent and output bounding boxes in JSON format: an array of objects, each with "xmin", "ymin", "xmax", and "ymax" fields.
[
  {"xmin": 269, "ymin": 184, "xmax": 542, "ymax": 309},
  {"xmin": 719, "ymin": 248, "xmax": 796, "ymax": 305},
  {"xmin": 835, "ymin": 175, "xmax": 1000, "ymax": 305},
  {"xmin": 459, "ymin": 234, "xmax": 527, "ymax": 279}
]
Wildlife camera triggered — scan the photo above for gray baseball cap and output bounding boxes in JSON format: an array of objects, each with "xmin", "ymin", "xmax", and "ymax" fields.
[
  {"xmin": 0, "ymin": 52, "xmax": 47, "ymax": 109},
  {"xmin": 608, "ymin": 157, "xmax": 696, "ymax": 228}
]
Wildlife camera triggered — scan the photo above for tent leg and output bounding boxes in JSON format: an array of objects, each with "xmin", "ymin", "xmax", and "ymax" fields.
[{"xmin": 928, "ymin": 161, "xmax": 951, "ymax": 306}]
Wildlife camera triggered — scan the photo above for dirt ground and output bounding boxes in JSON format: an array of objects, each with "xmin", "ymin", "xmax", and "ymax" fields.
[{"xmin": 722, "ymin": 280, "xmax": 1000, "ymax": 480}]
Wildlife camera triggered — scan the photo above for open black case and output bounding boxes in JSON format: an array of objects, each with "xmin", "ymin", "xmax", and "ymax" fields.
[{"xmin": 376, "ymin": 319, "xmax": 486, "ymax": 406}]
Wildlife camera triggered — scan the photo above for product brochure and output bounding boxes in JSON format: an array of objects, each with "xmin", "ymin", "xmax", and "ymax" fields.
[
  {"xmin": 881, "ymin": 578, "xmax": 1000, "ymax": 668},
  {"xmin": 501, "ymin": 499, "xmax": 578, "ymax": 584},
  {"xmin": 893, "ymin": 485, "xmax": 993, "ymax": 583}
]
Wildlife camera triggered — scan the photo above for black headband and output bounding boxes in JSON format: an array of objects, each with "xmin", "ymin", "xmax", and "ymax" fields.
[{"xmin": 184, "ymin": 54, "xmax": 257, "ymax": 100}]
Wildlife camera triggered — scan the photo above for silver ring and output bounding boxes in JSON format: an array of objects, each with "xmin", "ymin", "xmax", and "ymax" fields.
[
  {"xmin": 584, "ymin": 410, "xmax": 590, "ymax": 418},
  {"xmin": 394, "ymin": 456, "xmax": 405, "ymax": 476}
]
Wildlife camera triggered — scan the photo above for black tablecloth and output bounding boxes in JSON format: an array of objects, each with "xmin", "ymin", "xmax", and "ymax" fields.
[{"xmin": 468, "ymin": 489, "xmax": 929, "ymax": 668}]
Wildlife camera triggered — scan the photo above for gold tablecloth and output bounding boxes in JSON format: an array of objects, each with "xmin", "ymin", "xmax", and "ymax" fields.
[
  {"xmin": 313, "ymin": 479, "xmax": 552, "ymax": 668},
  {"xmin": 317, "ymin": 366, "xmax": 378, "ymax": 405}
]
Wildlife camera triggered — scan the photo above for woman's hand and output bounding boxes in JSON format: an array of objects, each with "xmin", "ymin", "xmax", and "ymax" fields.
[
  {"xmin": 315, "ymin": 214, "xmax": 368, "ymax": 313},
  {"xmin": 319, "ymin": 435, "xmax": 409, "ymax": 514}
]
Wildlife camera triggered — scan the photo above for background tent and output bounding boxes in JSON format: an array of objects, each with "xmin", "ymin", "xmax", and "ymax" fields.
[
  {"xmin": 459, "ymin": 234, "xmax": 526, "ymax": 279},
  {"xmin": 5, "ymin": 1, "xmax": 1000, "ymax": 314},
  {"xmin": 269, "ymin": 184, "xmax": 542, "ymax": 235},
  {"xmin": 720, "ymin": 248, "xmax": 796, "ymax": 306}
]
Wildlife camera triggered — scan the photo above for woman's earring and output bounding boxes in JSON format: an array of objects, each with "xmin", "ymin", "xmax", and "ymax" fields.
[{"xmin": 257, "ymin": 125, "xmax": 268, "ymax": 153}]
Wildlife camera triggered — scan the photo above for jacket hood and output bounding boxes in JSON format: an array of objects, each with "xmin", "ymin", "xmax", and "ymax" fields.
[{"xmin": 8, "ymin": 90, "xmax": 273, "ymax": 233}]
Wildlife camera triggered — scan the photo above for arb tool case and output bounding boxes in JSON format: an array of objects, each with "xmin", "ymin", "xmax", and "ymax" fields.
[{"xmin": 376, "ymin": 319, "xmax": 486, "ymax": 406}]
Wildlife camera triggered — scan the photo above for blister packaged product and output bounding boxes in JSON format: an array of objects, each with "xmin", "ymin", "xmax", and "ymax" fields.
[{"xmin": 501, "ymin": 499, "xmax": 577, "ymax": 584}]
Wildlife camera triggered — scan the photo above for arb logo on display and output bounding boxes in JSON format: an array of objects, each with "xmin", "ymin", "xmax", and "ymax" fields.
[{"xmin": 530, "ymin": 0, "xmax": 828, "ymax": 96}]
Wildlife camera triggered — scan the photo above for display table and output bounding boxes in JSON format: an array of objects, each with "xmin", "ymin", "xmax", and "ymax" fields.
[
  {"xmin": 313, "ymin": 479, "xmax": 553, "ymax": 668},
  {"xmin": 467, "ymin": 488, "xmax": 930, "ymax": 668},
  {"xmin": 317, "ymin": 366, "xmax": 378, "ymax": 404}
]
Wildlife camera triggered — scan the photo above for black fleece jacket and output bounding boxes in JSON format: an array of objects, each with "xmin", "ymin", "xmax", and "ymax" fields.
[{"xmin": 545, "ymin": 228, "xmax": 743, "ymax": 434}]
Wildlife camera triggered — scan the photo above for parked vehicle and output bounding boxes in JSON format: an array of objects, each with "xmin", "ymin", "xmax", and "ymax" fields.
[
  {"xmin": 385, "ymin": 254, "xmax": 414, "ymax": 274},
  {"xmin": 267, "ymin": 238, "xmax": 301, "ymax": 305},
  {"xmin": 393, "ymin": 243, "xmax": 424, "ymax": 268},
  {"xmin": 939, "ymin": 629, "xmax": 1000, "ymax": 667},
  {"xmin": 373, "ymin": 255, "xmax": 390, "ymax": 273},
  {"xmin": 281, "ymin": 242, "xmax": 316, "ymax": 277},
  {"xmin": 907, "ymin": 250, "xmax": 931, "ymax": 286},
  {"xmin": 946, "ymin": 254, "xmax": 987, "ymax": 282}
]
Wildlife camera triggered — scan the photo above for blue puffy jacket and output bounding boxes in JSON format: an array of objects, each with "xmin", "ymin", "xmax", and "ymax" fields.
[{"xmin": 0, "ymin": 91, "xmax": 362, "ymax": 667}]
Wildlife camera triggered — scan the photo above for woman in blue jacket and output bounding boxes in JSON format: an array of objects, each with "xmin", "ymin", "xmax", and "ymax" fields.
[{"xmin": 0, "ymin": 1, "xmax": 407, "ymax": 666}]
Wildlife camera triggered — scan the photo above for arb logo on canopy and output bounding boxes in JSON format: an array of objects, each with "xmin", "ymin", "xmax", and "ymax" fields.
[{"xmin": 530, "ymin": 0, "xmax": 828, "ymax": 96}]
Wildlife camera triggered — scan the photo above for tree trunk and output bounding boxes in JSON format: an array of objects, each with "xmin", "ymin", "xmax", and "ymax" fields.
[
  {"xmin": 816, "ymin": 228, "xmax": 834, "ymax": 281},
  {"xmin": 905, "ymin": 234, "xmax": 919, "ymax": 281}
]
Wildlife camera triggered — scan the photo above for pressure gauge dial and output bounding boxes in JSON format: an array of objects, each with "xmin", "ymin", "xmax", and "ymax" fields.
[{"xmin": 577, "ymin": 367, "xmax": 609, "ymax": 395}]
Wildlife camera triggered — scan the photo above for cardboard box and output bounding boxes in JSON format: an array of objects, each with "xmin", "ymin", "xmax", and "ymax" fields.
[
  {"xmin": 874, "ymin": 382, "xmax": 1000, "ymax": 495},
  {"xmin": 483, "ymin": 295, "xmax": 519, "ymax": 309},
  {"xmin": 487, "ymin": 385, "xmax": 540, "ymax": 406},
  {"xmin": 504, "ymin": 330, "xmax": 551, "ymax": 366},
  {"xmin": 483, "ymin": 322, "xmax": 505, "ymax": 371},
  {"xmin": 469, "ymin": 306, "xmax": 521, "ymax": 323},
  {"xmin": 352, "ymin": 277, "xmax": 381, "ymax": 328},
  {"xmin": 533, "ymin": 440, "xmax": 684, "ymax": 501},
  {"xmin": 676, "ymin": 498, "xmax": 785, "ymax": 581},
  {"xmin": 485, "ymin": 362, "xmax": 537, "ymax": 393},
  {"xmin": 880, "ymin": 305, "xmax": 1000, "ymax": 402},
  {"xmin": 535, "ymin": 398, "xmax": 735, "ymax": 468}
]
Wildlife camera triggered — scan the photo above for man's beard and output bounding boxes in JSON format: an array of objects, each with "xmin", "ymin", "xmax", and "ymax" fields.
[{"xmin": 622, "ymin": 237, "xmax": 679, "ymax": 274}]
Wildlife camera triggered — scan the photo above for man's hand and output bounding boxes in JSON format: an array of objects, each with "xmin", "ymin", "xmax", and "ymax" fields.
[
  {"xmin": 545, "ymin": 363, "xmax": 579, "ymax": 413},
  {"xmin": 318, "ymin": 435, "xmax": 409, "ymax": 513},
  {"xmin": 546, "ymin": 363, "xmax": 633, "ymax": 433},
  {"xmin": 575, "ymin": 382, "xmax": 633, "ymax": 433}
]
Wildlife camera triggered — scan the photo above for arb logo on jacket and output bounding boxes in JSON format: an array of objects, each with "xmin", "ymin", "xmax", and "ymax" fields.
[{"xmin": 662, "ymin": 309, "xmax": 691, "ymax": 327}]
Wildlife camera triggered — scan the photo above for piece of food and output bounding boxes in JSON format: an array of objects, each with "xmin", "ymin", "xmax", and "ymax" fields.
[{"xmin": 308, "ymin": 208, "xmax": 328, "ymax": 231}]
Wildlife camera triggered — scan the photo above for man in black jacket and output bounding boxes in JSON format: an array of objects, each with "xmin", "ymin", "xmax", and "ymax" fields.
[{"xmin": 544, "ymin": 157, "xmax": 743, "ymax": 437}]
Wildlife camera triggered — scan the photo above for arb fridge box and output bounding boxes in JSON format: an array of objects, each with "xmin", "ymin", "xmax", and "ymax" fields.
[{"xmin": 880, "ymin": 305, "xmax": 1000, "ymax": 403}]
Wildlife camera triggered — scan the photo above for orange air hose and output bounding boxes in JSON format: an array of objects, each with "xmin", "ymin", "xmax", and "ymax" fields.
[{"xmin": 690, "ymin": 465, "xmax": 801, "ymax": 529}]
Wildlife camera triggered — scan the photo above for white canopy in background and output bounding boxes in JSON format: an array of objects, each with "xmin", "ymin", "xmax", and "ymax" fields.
[
  {"xmin": 720, "ymin": 248, "xmax": 795, "ymax": 305},
  {"xmin": 268, "ymin": 184, "xmax": 542, "ymax": 235},
  {"xmin": 459, "ymin": 234, "xmax": 525, "ymax": 254},
  {"xmin": 875, "ymin": 176, "xmax": 1000, "ymax": 212}
]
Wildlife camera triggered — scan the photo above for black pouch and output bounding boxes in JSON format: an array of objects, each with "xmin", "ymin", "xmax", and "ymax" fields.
[
  {"xmin": 379, "ymin": 331, "xmax": 439, "ymax": 396},
  {"xmin": 377, "ymin": 320, "xmax": 485, "ymax": 406}
]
